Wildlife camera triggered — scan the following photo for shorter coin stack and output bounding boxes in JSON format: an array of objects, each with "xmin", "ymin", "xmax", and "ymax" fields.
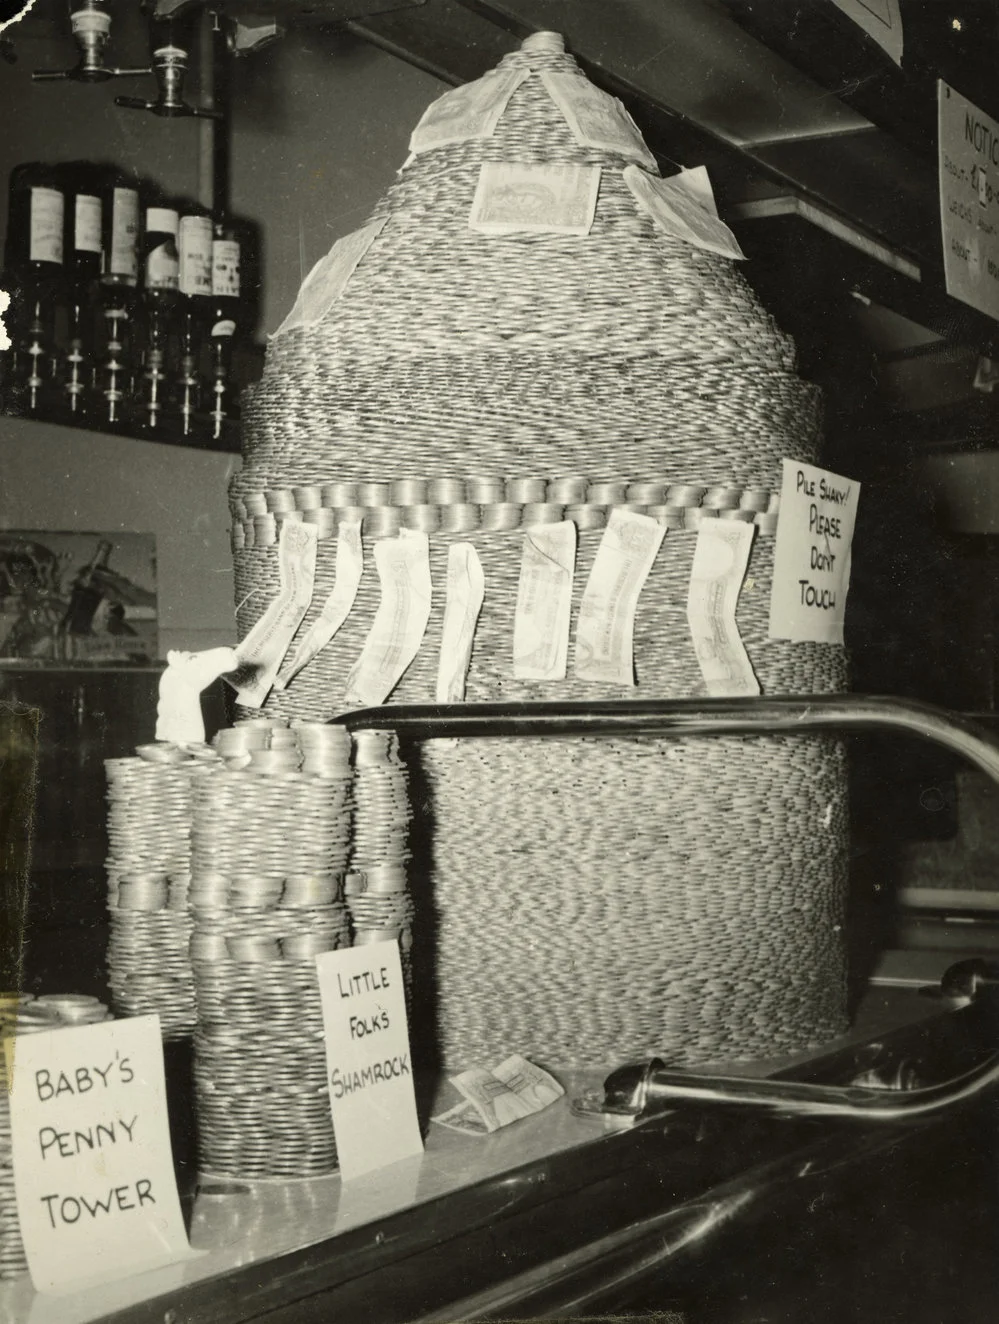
[
  {"xmin": 105, "ymin": 743, "xmax": 216, "ymax": 1039},
  {"xmin": 1, "ymin": 994, "xmax": 111, "ymax": 1279},
  {"xmin": 190, "ymin": 720, "xmax": 353, "ymax": 1179},
  {"xmin": 347, "ymin": 729, "xmax": 415, "ymax": 991}
]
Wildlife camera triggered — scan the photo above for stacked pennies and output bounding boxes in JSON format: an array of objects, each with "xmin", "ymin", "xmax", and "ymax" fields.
[
  {"xmin": 104, "ymin": 743, "xmax": 214, "ymax": 1039},
  {"xmin": 419, "ymin": 735, "xmax": 849, "ymax": 1068},
  {"xmin": 228, "ymin": 28, "xmax": 854, "ymax": 1072},
  {"xmin": 346, "ymin": 729, "xmax": 415, "ymax": 992},
  {"xmin": 189, "ymin": 718, "xmax": 353, "ymax": 1179},
  {"xmin": 0, "ymin": 995, "xmax": 111, "ymax": 1279}
]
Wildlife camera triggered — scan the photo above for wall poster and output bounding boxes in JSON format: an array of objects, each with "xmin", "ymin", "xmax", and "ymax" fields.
[{"xmin": 0, "ymin": 531, "xmax": 157, "ymax": 665}]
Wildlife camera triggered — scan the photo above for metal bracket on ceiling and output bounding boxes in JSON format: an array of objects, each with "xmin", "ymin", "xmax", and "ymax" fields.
[{"xmin": 152, "ymin": 0, "xmax": 427, "ymax": 26}]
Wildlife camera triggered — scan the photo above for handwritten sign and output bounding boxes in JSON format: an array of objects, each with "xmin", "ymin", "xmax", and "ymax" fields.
[
  {"xmin": 6, "ymin": 1015, "xmax": 195, "ymax": 1295},
  {"xmin": 768, "ymin": 460, "xmax": 860, "ymax": 645},
  {"xmin": 939, "ymin": 81, "xmax": 999, "ymax": 322},
  {"xmin": 316, "ymin": 942, "xmax": 423, "ymax": 1182}
]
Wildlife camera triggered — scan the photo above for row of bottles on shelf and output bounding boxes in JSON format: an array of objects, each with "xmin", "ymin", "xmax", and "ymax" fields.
[{"xmin": 1, "ymin": 161, "xmax": 257, "ymax": 442}]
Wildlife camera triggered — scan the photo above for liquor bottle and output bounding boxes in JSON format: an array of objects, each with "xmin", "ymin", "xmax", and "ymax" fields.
[
  {"xmin": 4, "ymin": 162, "xmax": 66, "ymax": 417},
  {"xmin": 207, "ymin": 217, "xmax": 244, "ymax": 440},
  {"xmin": 176, "ymin": 199, "xmax": 212, "ymax": 436},
  {"xmin": 98, "ymin": 167, "xmax": 141, "ymax": 424},
  {"xmin": 139, "ymin": 191, "xmax": 179, "ymax": 433},
  {"xmin": 58, "ymin": 161, "xmax": 102, "ymax": 420}
]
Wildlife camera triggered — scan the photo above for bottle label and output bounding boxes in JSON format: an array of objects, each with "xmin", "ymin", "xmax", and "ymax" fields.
[
  {"xmin": 179, "ymin": 215, "xmax": 212, "ymax": 296},
  {"xmin": 211, "ymin": 318, "xmax": 236, "ymax": 337},
  {"xmin": 212, "ymin": 238, "xmax": 241, "ymax": 298},
  {"xmin": 146, "ymin": 242, "xmax": 179, "ymax": 291},
  {"xmin": 146, "ymin": 207, "xmax": 178, "ymax": 236},
  {"xmin": 29, "ymin": 186, "xmax": 64, "ymax": 264},
  {"xmin": 110, "ymin": 188, "xmax": 139, "ymax": 280},
  {"xmin": 74, "ymin": 194, "xmax": 102, "ymax": 253}
]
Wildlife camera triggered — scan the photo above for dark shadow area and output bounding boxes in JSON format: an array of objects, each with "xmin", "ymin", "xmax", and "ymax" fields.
[
  {"xmin": 0, "ymin": 700, "xmax": 38, "ymax": 993},
  {"xmin": 400, "ymin": 735, "xmax": 444, "ymax": 1126}
]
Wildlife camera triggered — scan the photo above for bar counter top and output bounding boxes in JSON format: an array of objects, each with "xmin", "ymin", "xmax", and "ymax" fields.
[{"xmin": 4, "ymin": 979, "xmax": 994, "ymax": 1324}]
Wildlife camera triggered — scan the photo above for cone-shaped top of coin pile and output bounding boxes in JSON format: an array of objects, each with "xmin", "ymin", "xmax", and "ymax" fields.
[{"xmin": 238, "ymin": 31, "xmax": 821, "ymax": 493}]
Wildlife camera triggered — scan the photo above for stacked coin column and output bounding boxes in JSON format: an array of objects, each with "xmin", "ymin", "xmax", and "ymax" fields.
[
  {"xmin": 189, "ymin": 719, "xmax": 353, "ymax": 1179},
  {"xmin": 346, "ymin": 729, "xmax": 415, "ymax": 994},
  {"xmin": 1, "ymin": 995, "xmax": 112, "ymax": 1279},
  {"xmin": 104, "ymin": 744, "xmax": 216, "ymax": 1039}
]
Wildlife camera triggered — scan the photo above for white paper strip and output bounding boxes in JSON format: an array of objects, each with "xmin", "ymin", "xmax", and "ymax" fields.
[
  {"xmin": 343, "ymin": 530, "xmax": 432, "ymax": 707},
  {"xmin": 410, "ymin": 68, "xmax": 527, "ymax": 153},
  {"xmin": 624, "ymin": 164, "xmax": 745, "ymax": 260},
  {"xmin": 513, "ymin": 520, "xmax": 576, "ymax": 681},
  {"xmin": 469, "ymin": 163, "xmax": 600, "ymax": 237},
  {"xmin": 436, "ymin": 542, "xmax": 485, "ymax": 703},
  {"xmin": 686, "ymin": 519, "xmax": 760, "ymax": 697},
  {"xmin": 541, "ymin": 71, "xmax": 656, "ymax": 169},
  {"xmin": 274, "ymin": 520, "xmax": 363, "ymax": 690},
  {"xmin": 233, "ymin": 521, "xmax": 318, "ymax": 708},
  {"xmin": 574, "ymin": 508, "xmax": 665, "ymax": 685},
  {"xmin": 273, "ymin": 218, "xmax": 386, "ymax": 337}
]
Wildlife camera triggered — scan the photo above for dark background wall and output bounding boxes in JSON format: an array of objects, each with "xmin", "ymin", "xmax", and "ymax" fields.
[{"xmin": 0, "ymin": 11, "xmax": 445, "ymax": 653}]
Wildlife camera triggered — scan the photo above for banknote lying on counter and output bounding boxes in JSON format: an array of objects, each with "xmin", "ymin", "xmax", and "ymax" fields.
[{"xmin": 432, "ymin": 1055, "xmax": 565, "ymax": 1135}]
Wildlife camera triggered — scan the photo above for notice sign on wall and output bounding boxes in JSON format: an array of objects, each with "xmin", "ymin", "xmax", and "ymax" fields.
[
  {"xmin": 939, "ymin": 81, "xmax": 999, "ymax": 321},
  {"xmin": 6, "ymin": 1015, "xmax": 195, "ymax": 1295},
  {"xmin": 768, "ymin": 460, "xmax": 860, "ymax": 645},
  {"xmin": 316, "ymin": 942, "xmax": 423, "ymax": 1182}
]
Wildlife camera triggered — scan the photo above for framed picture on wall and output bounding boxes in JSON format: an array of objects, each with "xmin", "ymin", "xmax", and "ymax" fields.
[{"xmin": 0, "ymin": 530, "xmax": 157, "ymax": 665}]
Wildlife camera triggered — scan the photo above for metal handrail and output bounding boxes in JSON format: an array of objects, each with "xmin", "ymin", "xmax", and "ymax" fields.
[
  {"xmin": 333, "ymin": 694, "xmax": 999, "ymax": 1123},
  {"xmin": 334, "ymin": 694, "xmax": 999, "ymax": 784}
]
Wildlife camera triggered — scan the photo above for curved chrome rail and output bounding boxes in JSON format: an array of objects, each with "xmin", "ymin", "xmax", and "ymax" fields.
[
  {"xmin": 581, "ymin": 1041, "xmax": 999, "ymax": 1125},
  {"xmin": 336, "ymin": 694, "xmax": 999, "ymax": 786},
  {"xmin": 335, "ymin": 695, "xmax": 999, "ymax": 1124}
]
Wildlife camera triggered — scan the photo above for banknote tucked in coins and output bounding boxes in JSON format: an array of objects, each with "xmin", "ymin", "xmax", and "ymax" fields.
[
  {"xmin": 433, "ymin": 1055, "xmax": 564, "ymax": 1134},
  {"xmin": 410, "ymin": 68, "xmax": 528, "ymax": 153},
  {"xmin": 436, "ymin": 542, "xmax": 485, "ymax": 703},
  {"xmin": 234, "ymin": 521, "xmax": 318, "ymax": 708},
  {"xmin": 541, "ymin": 71, "xmax": 656, "ymax": 168},
  {"xmin": 344, "ymin": 530, "xmax": 432, "ymax": 707},
  {"xmin": 624, "ymin": 163, "xmax": 745, "ymax": 260},
  {"xmin": 469, "ymin": 162, "xmax": 600, "ymax": 236},
  {"xmin": 513, "ymin": 520, "xmax": 576, "ymax": 681},
  {"xmin": 276, "ymin": 519, "xmax": 363, "ymax": 689},
  {"xmin": 575, "ymin": 508, "xmax": 666, "ymax": 685},
  {"xmin": 274, "ymin": 218, "xmax": 387, "ymax": 337},
  {"xmin": 686, "ymin": 518, "xmax": 760, "ymax": 697}
]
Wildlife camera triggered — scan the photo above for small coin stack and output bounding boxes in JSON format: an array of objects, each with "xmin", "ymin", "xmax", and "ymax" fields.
[
  {"xmin": 347, "ymin": 729, "xmax": 415, "ymax": 991},
  {"xmin": 190, "ymin": 719, "xmax": 353, "ymax": 1179},
  {"xmin": 105, "ymin": 742, "xmax": 217, "ymax": 1040},
  {"xmin": 0, "ymin": 994, "xmax": 111, "ymax": 1279}
]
